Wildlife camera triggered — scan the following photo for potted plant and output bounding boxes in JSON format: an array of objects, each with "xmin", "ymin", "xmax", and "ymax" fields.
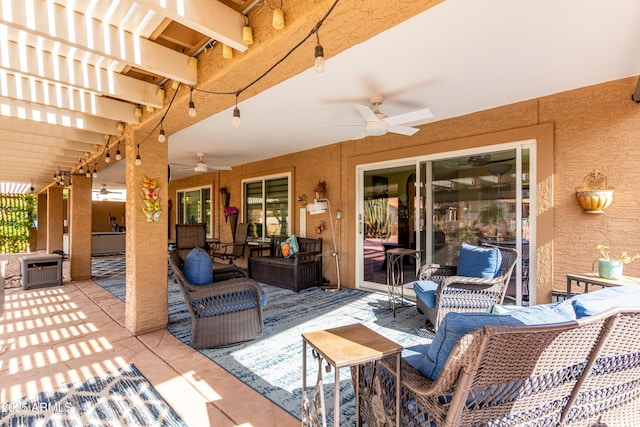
[{"xmin": 593, "ymin": 245, "xmax": 640, "ymax": 280}]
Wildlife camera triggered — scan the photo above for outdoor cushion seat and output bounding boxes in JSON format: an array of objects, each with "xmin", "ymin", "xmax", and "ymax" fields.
[
  {"xmin": 415, "ymin": 243, "xmax": 519, "ymax": 331},
  {"xmin": 353, "ymin": 285, "xmax": 640, "ymax": 427},
  {"xmin": 168, "ymin": 250, "xmax": 264, "ymax": 349}
]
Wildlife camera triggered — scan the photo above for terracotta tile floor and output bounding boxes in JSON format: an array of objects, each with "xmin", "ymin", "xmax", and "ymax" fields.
[{"xmin": 0, "ymin": 271, "xmax": 299, "ymax": 427}]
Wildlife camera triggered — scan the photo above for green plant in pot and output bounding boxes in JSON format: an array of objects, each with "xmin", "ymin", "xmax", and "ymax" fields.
[{"xmin": 593, "ymin": 245, "xmax": 640, "ymax": 280}]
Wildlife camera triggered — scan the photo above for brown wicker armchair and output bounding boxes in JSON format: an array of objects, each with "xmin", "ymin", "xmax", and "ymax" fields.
[
  {"xmin": 415, "ymin": 245, "xmax": 519, "ymax": 331},
  {"xmin": 168, "ymin": 250, "xmax": 264, "ymax": 348},
  {"xmin": 353, "ymin": 308, "xmax": 640, "ymax": 426}
]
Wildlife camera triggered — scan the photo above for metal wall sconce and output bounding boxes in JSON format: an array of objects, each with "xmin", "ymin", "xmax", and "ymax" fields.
[{"xmin": 575, "ymin": 169, "xmax": 614, "ymax": 213}]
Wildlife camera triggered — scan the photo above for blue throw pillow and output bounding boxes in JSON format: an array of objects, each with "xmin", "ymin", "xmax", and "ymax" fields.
[
  {"xmin": 569, "ymin": 285, "xmax": 640, "ymax": 318},
  {"xmin": 183, "ymin": 247, "xmax": 213, "ymax": 285},
  {"xmin": 281, "ymin": 234, "xmax": 299, "ymax": 259},
  {"xmin": 418, "ymin": 302, "xmax": 577, "ymax": 380},
  {"xmin": 457, "ymin": 243, "xmax": 502, "ymax": 278}
]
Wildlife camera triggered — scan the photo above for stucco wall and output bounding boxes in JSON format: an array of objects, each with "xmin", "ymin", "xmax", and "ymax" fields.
[{"xmin": 168, "ymin": 76, "xmax": 640, "ymax": 302}]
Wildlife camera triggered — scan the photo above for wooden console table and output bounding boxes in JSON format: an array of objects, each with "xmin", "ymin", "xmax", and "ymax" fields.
[
  {"xmin": 301, "ymin": 323, "xmax": 402, "ymax": 427},
  {"xmin": 566, "ymin": 272, "xmax": 640, "ymax": 298}
]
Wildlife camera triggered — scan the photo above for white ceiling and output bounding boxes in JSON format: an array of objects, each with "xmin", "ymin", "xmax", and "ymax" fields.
[
  {"xmin": 4, "ymin": 0, "xmax": 640, "ymax": 193},
  {"xmin": 158, "ymin": 0, "xmax": 640, "ymax": 185}
]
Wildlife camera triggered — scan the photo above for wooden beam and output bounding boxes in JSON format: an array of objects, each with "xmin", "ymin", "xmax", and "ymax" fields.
[
  {"xmin": 0, "ymin": 96, "xmax": 121, "ymax": 135},
  {"xmin": 137, "ymin": 0, "xmax": 247, "ymax": 52},
  {"xmin": 0, "ymin": 116, "xmax": 107, "ymax": 145},
  {"xmin": 0, "ymin": 0, "xmax": 197, "ymax": 85},
  {"xmin": 0, "ymin": 72, "xmax": 140, "ymax": 123},
  {"xmin": 0, "ymin": 40, "xmax": 163, "ymax": 109}
]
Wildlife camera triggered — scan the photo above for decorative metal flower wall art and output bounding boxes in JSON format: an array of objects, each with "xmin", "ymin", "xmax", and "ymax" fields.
[{"xmin": 141, "ymin": 175, "xmax": 161, "ymax": 222}]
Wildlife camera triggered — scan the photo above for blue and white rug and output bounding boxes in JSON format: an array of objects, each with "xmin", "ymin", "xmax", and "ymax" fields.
[
  {"xmin": 0, "ymin": 364, "xmax": 186, "ymax": 426},
  {"xmin": 92, "ymin": 258, "xmax": 433, "ymax": 424}
]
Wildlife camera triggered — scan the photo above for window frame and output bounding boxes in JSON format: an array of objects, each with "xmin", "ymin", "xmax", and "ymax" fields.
[
  {"xmin": 242, "ymin": 172, "xmax": 292, "ymax": 240},
  {"xmin": 175, "ymin": 185, "xmax": 213, "ymax": 238}
]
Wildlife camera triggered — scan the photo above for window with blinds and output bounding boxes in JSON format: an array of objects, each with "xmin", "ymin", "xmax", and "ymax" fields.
[
  {"xmin": 176, "ymin": 186, "xmax": 212, "ymax": 237},
  {"xmin": 243, "ymin": 174, "xmax": 290, "ymax": 238}
]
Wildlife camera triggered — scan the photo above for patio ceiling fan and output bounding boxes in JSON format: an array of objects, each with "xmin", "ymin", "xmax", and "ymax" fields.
[
  {"xmin": 94, "ymin": 184, "xmax": 122, "ymax": 195},
  {"xmin": 170, "ymin": 153, "xmax": 232, "ymax": 173},
  {"xmin": 348, "ymin": 95, "xmax": 433, "ymax": 140}
]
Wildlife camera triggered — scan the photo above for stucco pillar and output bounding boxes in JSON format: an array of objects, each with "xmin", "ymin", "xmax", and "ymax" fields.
[
  {"xmin": 37, "ymin": 193, "xmax": 47, "ymax": 251},
  {"xmin": 69, "ymin": 175, "xmax": 93, "ymax": 280},
  {"xmin": 124, "ymin": 139, "xmax": 168, "ymax": 334},
  {"xmin": 46, "ymin": 186, "xmax": 64, "ymax": 254}
]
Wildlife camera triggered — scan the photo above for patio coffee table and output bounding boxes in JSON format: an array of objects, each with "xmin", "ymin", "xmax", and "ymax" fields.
[{"xmin": 301, "ymin": 323, "xmax": 402, "ymax": 427}]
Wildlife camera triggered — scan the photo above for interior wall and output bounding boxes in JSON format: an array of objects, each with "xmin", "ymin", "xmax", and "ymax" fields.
[
  {"xmin": 167, "ymin": 172, "xmax": 217, "ymax": 240},
  {"xmin": 167, "ymin": 76, "xmax": 640, "ymax": 302},
  {"xmin": 92, "ymin": 201, "xmax": 126, "ymax": 232}
]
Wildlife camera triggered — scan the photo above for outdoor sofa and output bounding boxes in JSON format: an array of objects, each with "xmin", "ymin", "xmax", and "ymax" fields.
[
  {"xmin": 353, "ymin": 285, "xmax": 640, "ymax": 426},
  {"xmin": 248, "ymin": 235, "xmax": 322, "ymax": 292},
  {"xmin": 169, "ymin": 249, "xmax": 265, "ymax": 349}
]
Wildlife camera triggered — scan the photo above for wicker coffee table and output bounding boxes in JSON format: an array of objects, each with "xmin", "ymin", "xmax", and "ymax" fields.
[{"xmin": 301, "ymin": 323, "xmax": 403, "ymax": 427}]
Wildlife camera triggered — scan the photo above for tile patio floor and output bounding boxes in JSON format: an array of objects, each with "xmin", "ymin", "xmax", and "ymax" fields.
[{"xmin": 0, "ymin": 263, "xmax": 299, "ymax": 427}]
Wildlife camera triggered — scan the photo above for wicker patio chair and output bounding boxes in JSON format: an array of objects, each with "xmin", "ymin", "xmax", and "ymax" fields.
[
  {"xmin": 353, "ymin": 308, "xmax": 640, "ymax": 426},
  {"xmin": 175, "ymin": 223, "xmax": 207, "ymax": 260},
  {"xmin": 416, "ymin": 244, "xmax": 519, "ymax": 331},
  {"xmin": 168, "ymin": 250, "xmax": 264, "ymax": 348},
  {"xmin": 211, "ymin": 222, "xmax": 249, "ymax": 265}
]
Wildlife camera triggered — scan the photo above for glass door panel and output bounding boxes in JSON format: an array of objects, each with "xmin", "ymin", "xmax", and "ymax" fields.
[
  {"xmin": 423, "ymin": 148, "xmax": 531, "ymax": 305},
  {"xmin": 361, "ymin": 165, "xmax": 418, "ymax": 286}
]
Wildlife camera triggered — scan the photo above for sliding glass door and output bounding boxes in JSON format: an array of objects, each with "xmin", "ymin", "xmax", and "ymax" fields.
[{"xmin": 357, "ymin": 143, "xmax": 534, "ymax": 305}]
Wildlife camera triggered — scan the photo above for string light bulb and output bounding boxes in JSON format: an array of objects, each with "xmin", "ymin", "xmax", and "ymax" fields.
[
  {"xmin": 85, "ymin": 161, "xmax": 91, "ymax": 178},
  {"xmin": 272, "ymin": 8, "xmax": 284, "ymax": 29},
  {"xmin": 158, "ymin": 123, "xmax": 166, "ymax": 143},
  {"xmin": 135, "ymin": 145, "xmax": 142, "ymax": 166},
  {"xmin": 105, "ymin": 151, "xmax": 111, "ymax": 163},
  {"xmin": 115, "ymin": 141, "xmax": 122, "ymax": 161},
  {"xmin": 92, "ymin": 167, "xmax": 98, "ymax": 178},
  {"xmin": 232, "ymin": 92, "xmax": 241, "ymax": 128},
  {"xmin": 188, "ymin": 87, "xmax": 197, "ymax": 118},
  {"xmin": 314, "ymin": 31, "xmax": 326, "ymax": 73},
  {"xmin": 232, "ymin": 107, "xmax": 241, "ymax": 128},
  {"xmin": 79, "ymin": 161, "xmax": 84, "ymax": 175}
]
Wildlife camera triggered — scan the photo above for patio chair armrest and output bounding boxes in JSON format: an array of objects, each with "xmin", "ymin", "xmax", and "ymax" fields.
[
  {"xmin": 184, "ymin": 278, "xmax": 261, "ymax": 299},
  {"xmin": 419, "ymin": 264, "xmax": 457, "ymax": 281},
  {"xmin": 440, "ymin": 275, "xmax": 503, "ymax": 288}
]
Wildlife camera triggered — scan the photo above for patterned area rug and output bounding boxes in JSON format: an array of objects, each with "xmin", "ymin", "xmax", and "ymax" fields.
[
  {"xmin": 92, "ymin": 257, "xmax": 433, "ymax": 424},
  {"xmin": 0, "ymin": 364, "xmax": 187, "ymax": 426}
]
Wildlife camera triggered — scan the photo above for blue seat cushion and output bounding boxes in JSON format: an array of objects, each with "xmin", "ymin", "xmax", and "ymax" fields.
[
  {"xmin": 402, "ymin": 343, "xmax": 432, "ymax": 370},
  {"xmin": 568, "ymin": 285, "xmax": 640, "ymax": 318},
  {"xmin": 418, "ymin": 302, "xmax": 577, "ymax": 381},
  {"xmin": 183, "ymin": 247, "xmax": 213, "ymax": 285},
  {"xmin": 457, "ymin": 243, "xmax": 502, "ymax": 278},
  {"xmin": 413, "ymin": 280, "xmax": 439, "ymax": 308}
]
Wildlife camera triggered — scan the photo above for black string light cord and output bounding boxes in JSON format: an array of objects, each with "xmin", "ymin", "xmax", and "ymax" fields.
[{"xmin": 89, "ymin": 0, "xmax": 340, "ymax": 169}]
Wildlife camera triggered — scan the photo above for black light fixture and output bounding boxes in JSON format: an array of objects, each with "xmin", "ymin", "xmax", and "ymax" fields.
[
  {"xmin": 188, "ymin": 87, "xmax": 197, "ymax": 118},
  {"xmin": 314, "ymin": 27, "xmax": 325, "ymax": 73},
  {"xmin": 135, "ymin": 144, "xmax": 142, "ymax": 166},
  {"xmin": 232, "ymin": 92, "xmax": 241, "ymax": 128},
  {"xmin": 115, "ymin": 140, "xmax": 122, "ymax": 161}
]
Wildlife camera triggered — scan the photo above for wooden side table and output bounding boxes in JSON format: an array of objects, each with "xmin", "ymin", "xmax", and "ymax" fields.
[
  {"xmin": 566, "ymin": 272, "xmax": 640, "ymax": 297},
  {"xmin": 386, "ymin": 248, "xmax": 420, "ymax": 317},
  {"xmin": 301, "ymin": 323, "xmax": 403, "ymax": 427}
]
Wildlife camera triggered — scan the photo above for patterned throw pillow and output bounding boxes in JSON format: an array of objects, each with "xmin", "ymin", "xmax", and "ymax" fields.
[{"xmin": 281, "ymin": 234, "xmax": 299, "ymax": 259}]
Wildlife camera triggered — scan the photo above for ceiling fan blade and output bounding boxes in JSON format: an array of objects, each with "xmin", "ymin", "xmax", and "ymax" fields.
[
  {"xmin": 207, "ymin": 166, "xmax": 233, "ymax": 171},
  {"xmin": 353, "ymin": 104, "xmax": 380, "ymax": 122},
  {"xmin": 388, "ymin": 125, "xmax": 420, "ymax": 136},
  {"xmin": 384, "ymin": 108, "xmax": 433, "ymax": 126}
]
